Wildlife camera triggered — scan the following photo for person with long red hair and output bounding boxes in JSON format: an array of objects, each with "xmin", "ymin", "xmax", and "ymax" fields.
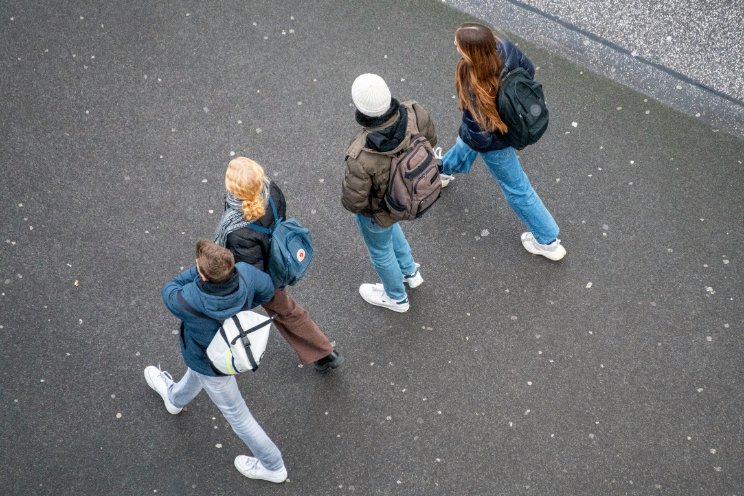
[{"xmin": 439, "ymin": 22, "xmax": 567, "ymax": 261}]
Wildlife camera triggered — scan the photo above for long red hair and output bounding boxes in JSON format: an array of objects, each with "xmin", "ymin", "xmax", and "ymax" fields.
[{"xmin": 454, "ymin": 22, "xmax": 508, "ymax": 134}]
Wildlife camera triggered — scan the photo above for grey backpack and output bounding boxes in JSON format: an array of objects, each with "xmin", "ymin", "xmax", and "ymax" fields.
[{"xmin": 383, "ymin": 104, "xmax": 442, "ymax": 221}]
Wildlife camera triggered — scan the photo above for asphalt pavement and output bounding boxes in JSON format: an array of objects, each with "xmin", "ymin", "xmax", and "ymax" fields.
[{"xmin": 1, "ymin": 1, "xmax": 743, "ymax": 495}]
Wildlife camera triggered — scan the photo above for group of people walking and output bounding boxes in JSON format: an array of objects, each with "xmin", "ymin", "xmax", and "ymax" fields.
[{"xmin": 144, "ymin": 22, "xmax": 567, "ymax": 484}]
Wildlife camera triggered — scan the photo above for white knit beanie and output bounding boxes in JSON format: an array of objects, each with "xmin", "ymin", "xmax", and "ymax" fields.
[{"xmin": 351, "ymin": 73, "xmax": 391, "ymax": 117}]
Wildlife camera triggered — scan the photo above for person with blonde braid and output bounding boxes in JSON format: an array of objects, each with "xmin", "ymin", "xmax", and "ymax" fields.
[
  {"xmin": 438, "ymin": 22, "xmax": 567, "ymax": 261},
  {"xmin": 214, "ymin": 157, "xmax": 343, "ymax": 371}
]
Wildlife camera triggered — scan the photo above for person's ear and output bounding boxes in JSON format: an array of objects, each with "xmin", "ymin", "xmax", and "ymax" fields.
[{"xmin": 195, "ymin": 260, "xmax": 208, "ymax": 281}]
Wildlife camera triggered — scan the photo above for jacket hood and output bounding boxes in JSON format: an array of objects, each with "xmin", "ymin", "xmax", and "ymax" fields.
[
  {"xmin": 356, "ymin": 99, "xmax": 410, "ymax": 154},
  {"xmin": 181, "ymin": 272, "xmax": 249, "ymax": 321}
]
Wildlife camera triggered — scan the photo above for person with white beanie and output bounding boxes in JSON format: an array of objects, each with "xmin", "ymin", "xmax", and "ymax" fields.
[{"xmin": 342, "ymin": 73, "xmax": 438, "ymax": 313}]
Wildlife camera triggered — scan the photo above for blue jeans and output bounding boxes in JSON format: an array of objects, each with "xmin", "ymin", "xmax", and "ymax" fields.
[
  {"xmin": 441, "ymin": 137, "xmax": 559, "ymax": 244},
  {"xmin": 168, "ymin": 368, "xmax": 284, "ymax": 471},
  {"xmin": 355, "ymin": 213, "xmax": 417, "ymax": 302}
]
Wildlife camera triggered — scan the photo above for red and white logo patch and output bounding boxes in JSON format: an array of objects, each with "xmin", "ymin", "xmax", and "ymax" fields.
[{"xmin": 296, "ymin": 248, "xmax": 306, "ymax": 262}]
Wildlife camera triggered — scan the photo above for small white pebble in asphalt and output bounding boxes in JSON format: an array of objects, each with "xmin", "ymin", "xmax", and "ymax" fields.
[
  {"xmin": 571, "ymin": 122, "xmax": 578, "ymax": 127},
  {"xmin": 585, "ymin": 282, "xmax": 592, "ymax": 289},
  {"xmin": 116, "ymin": 412, "xmax": 122, "ymax": 419}
]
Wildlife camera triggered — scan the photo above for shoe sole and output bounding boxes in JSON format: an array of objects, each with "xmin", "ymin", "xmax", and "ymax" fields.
[
  {"xmin": 361, "ymin": 297, "xmax": 409, "ymax": 312},
  {"xmin": 522, "ymin": 243, "xmax": 566, "ymax": 261},
  {"xmin": 523, "ymin": 247, "xmax": 566, "ymax": 261},
  {"xmin": 234, "ymin": 457, "xmax": 287, "ymax": 483}
]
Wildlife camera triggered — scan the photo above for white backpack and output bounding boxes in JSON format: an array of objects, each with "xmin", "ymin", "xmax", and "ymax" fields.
[
  {"xmin": 206, "ymin": 311, "xmax": 273, "ymax": 375},
  {"xmin": 177, "ymin": 291, "xmax": 273, "ymax": 375}
]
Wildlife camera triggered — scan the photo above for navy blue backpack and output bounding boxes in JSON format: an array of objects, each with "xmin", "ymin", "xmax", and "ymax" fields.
[{"xmin": 246, "ymin": 197, "xmax": 313, "ymax": 288}]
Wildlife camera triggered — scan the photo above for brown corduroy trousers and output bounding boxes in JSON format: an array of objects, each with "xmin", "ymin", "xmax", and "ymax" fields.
[{"xmin": 260, "ymin": 288, "xmax": 334, "ymax": 364}]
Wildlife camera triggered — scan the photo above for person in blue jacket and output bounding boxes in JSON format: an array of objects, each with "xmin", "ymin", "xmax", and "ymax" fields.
[
  {"xmin": 144, "ymin": 239, "xmax": 288, "ymax": 484},
  {"xmin": 438, "ymin": 22, "xmax": 567, "ymax": 261}
]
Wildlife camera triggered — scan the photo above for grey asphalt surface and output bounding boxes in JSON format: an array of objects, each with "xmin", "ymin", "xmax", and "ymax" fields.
[{"xmin": 1, "ymin": 1, "xmax": 743, "ymax": 496}]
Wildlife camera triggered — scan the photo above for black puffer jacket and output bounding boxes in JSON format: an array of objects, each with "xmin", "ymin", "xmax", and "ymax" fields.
[
  {"xmin": 459, "ymin": 38, "xmax": 536, "ymax": 152},
  {"xmin": 225, "ymin": 181, "xmax": 286, "ymax": 271}
]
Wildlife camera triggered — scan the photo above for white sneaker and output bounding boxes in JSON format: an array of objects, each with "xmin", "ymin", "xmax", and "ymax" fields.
[
  {"xmin": 433, "ymin": 147, "xmax": 454, "ymax": 188},
  {"xmin": 144, "ymin": 366, "xmax": 182, "ymax": 414},
  {"xmin": 403, "ymin": 263, "xmax": 423, "ymax": 288},
  {"xmin": 359, "ymin": 283, "xmax": 410, "ymax": 313},
  {"xmin": 520, "ymin": 232, "xmax": 567, "ymax": 261},
  {"xmin": 234, "ymin": 455, "xmax": 288, "ymax": 483},
  {"xmin": 439, "ymin": 173, "xmax": 454, "ymax": 188}
]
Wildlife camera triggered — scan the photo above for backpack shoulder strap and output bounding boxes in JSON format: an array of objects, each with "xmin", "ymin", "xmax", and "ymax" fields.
[
  {"xmin": 346, "ymin": 130, "xmax": 368, "ymax": 160},
  {"xmin": 176, "ymin": 291, "xmax": 212, "ymax": 320},
  {"xmin": 400, "ymin": 100, "xmax": 421, "ymax": 135},
  {"xmin": 243, "ymin": 196, "xmax": 280, "ymax": 236}
]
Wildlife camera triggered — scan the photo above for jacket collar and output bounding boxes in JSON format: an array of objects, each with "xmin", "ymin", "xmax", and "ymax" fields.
[
  {"xmin": 355, "ymin": 98, "xmax": 400, "ymax": 129},
  {"xmin": 196, "ymin": 270, "xmax": 239, "ymax": 296}
]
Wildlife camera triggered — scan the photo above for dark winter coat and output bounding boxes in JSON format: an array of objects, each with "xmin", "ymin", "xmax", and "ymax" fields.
[
  {"xmin": 224, "ymin": 182, "xmax": 287, "ymax": 271},
  {"xmin": 342, "ymin": 100, "xmax": 437, "ymax": 228},
  {"xmin": 162, "ymin": 263, "xmax": 275, "ymax": 376},
  {"xmin": 458, "ymin": 38, "xmax": 536, "ymax": 152}
]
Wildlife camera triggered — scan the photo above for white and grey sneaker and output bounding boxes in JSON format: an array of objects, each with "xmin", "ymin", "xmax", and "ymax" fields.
[
  {"xmin": 403, "ymin": 263, "xmax": 423, "ymax": 288},
  {"xmin": 520, "ymin": 232, "xmax": 567, "ymax": 261},
  {"xmin": 433, "ymin": 146, "xmax": 454, "ymax": 188},
  {"xmin": 359, "ymin": 283, "xmax": 410, "ymax": 313},
  {"xmin": 144, "ymin": 366, "xmax": 182, "ymax": 414},
  {"xmin": 234, "ymin": 456, "xmax": 288, "ymax": 483}
]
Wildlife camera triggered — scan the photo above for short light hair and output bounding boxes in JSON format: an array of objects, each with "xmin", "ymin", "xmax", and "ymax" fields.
[{"xmin": 196, "ymin": 239, "xmax": 235, "ymax": 283}]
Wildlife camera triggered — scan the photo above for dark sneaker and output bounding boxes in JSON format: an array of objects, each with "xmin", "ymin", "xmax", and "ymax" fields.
[{"xmin": 314, "ymin": 350, "xmax": 345, "ymax": 372}]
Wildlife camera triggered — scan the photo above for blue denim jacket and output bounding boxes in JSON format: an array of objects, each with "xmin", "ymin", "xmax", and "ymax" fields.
[{"xmin": 458, "ymin": 38, "xmax": 535, "ymax": 152}]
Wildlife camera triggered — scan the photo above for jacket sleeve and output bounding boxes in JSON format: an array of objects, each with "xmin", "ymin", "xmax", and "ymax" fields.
[
  {"xmin": 253, "ymin": 269, "xmax": 275, "ymax": 305},
  {"xmin": 412, "ymin": 103, "xmax": 438, "ymax": 147},
  {"xmin": 501, "ymin": 38, "xmax": 535, "ymax": 77},
  {"xmin": 238, "ymin": 263, "xmax": 275, "ymax": 305},
  {"xmin": 162, "ymin": 266, "xmax": 199, "ymax": 319},
  {"xmin": 341, "ymin": 157, "xmax": 372, "ymax": 213}
]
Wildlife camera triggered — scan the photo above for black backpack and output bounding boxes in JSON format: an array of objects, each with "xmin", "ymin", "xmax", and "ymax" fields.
[{"xmin": 498, "ymin": 67, "xmax": 549, "ymax": 149}]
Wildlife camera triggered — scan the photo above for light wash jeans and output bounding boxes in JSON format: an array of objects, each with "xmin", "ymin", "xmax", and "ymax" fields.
[
  {"xmin": 441, "ymin": 137, "xmax": 560, "ymax": 245},
  {"xmin": 168, "ymin": 368, "xmax": 284, "ymax": 471},
  {"xmin": 355, "ymin": 213, "xmax": 417, "ymax": 302}
]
